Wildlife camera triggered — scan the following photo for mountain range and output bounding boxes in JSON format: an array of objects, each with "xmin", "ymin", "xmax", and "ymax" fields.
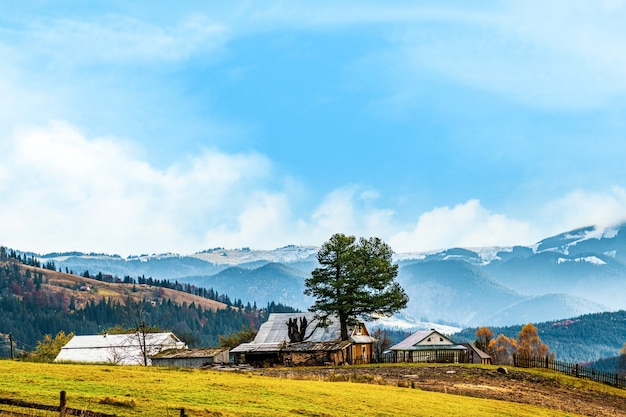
[{"xmin": 38, "ymin": 224, "xmax": 626, "ymax": 328}]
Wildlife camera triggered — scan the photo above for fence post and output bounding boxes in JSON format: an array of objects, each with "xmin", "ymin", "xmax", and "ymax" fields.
[
  {"xmin": 575, "ymin": 363, "xmax": 579, "ymax": 378},
  {"xmin": 59, "ymin": 391, "xmax": 66, "ymax": 417},
  {"xmin": 8, "ymin": 333, "xmax": 14, "ymax": 359},
  {"xmin": 180, "ymin": 408, "xmax": 188, "ymax": 417}
]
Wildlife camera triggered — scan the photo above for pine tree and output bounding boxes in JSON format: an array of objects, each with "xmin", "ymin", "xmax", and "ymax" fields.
[{"xmin": 305, "ymin": 233, "xmax": 408, "ymax": 340}]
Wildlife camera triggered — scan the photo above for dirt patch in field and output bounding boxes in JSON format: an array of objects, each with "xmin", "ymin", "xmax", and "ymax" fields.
[{"xmin": 251, "ymin": 365, "xmax": 626, "ymax": 417}]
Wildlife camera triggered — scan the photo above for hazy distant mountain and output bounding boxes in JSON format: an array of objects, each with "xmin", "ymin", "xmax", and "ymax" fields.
[
  {"xmin": 40, "ymin": 223, "xmax": 626, "ymax": 327},
  {"xmin": 183, "ymin": 262, "xmax": 314, "ymax": 310}
]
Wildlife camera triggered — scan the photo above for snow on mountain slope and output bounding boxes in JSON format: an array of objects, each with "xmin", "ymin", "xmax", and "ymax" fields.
[
  {"xmin": 28, "ymin": 221, "xmax": 626, "ymax": 328},
  {"xmin": 191, "ymin": 245, "xmax": 318, "ymax": 266}
]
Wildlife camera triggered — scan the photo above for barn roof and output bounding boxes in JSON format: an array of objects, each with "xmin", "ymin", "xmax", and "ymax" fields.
[
  {"xmin": 390, "ymin": 329, "xmax": 466, "ymax": 351},
  {"xmin": 282, "ymin": 340, "xmax": 352, "ymax": 352},
  {"xmin": 462, "ymin": 343, "xmax": 492, "ymax": 360},
  {"xmin": 151, "ymin": 348, "xmax": 228, "ymax": 359},
  {"xmin": 54, "ymin": 332, "xmax": 186, "ymax": 365},
  {"xmin": 231, "ymin": 313, "xmax": 374, "ymax": 354}
]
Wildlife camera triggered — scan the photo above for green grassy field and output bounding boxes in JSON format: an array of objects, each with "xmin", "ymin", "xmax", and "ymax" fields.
[{"xmin": 0, "ymin": 361, "xmax": 586, "ymax": 417}]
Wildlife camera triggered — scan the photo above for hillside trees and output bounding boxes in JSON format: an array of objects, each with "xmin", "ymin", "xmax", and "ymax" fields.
[
  {"xmin": 305, "ymin": 233, "xmax": 408, "ymax": 341},
  {"xmin": 489, "ymin": 334, "xmax": 517, "ymax": 365},
  {"xmin": 617, "ymin": 343, "xmax": 626, "ymax": 376},
  {"xmin": 517, "ymin": 323, "xmax": 553, "ymax": 359},
  {"xmin": 0, "ymin": 261, "xmax": 261, "ymax": 353},
  {"xmin": 475, "ymin": 326, "xmax": 494, "ymax": 353},
  {"xmin": 218, "ymin": 325, "xmax": 258, "ymax": 348},
  {"xmin": 32, "ymin": 331, "xmax": 74, "ymax": 362}
]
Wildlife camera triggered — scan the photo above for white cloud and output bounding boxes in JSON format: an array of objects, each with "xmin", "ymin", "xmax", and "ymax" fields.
[
  {"xmin": 0, "ymin": 122, "xmax": 275, "ymax": 256},
  {"xmin": 311, "ymin": 187, "xmax": 395, "ymax": 242},
  {"xmin": 392, "ymin": 1, "xmax": 626, "ymax": 109},
  {"xmin": 389, "ymin": 200, "xmax": 534, "ymax": 253},
  {"xmin": 2, "ymin": 124, "xmax": 624, "ymax": 256},
  {"xmin": 538, "ymin": 187, "xmax": 626, "ymax": 233},
  {"xmin": 22, "ymin": 15, "xmax": 228, "ymax": 66}
]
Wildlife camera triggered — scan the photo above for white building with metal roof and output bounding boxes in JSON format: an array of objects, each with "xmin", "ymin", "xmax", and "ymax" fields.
[
  {"xmin": 54, "ymin": 332, "xmax": 186, "ymax": 365},
  {"xmin": 389, "ymin": 329, "xmax": 469, "ymax": 363}
]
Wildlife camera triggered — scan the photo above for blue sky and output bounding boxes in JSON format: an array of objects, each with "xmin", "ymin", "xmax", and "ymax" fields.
[{"xmin": 2, "ymin": 1, "xmax": 626, "ymax": 256}]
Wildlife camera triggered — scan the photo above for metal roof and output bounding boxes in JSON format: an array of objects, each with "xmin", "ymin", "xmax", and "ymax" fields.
[
  {"xmin": 390, "ymin": 329, "xmax": 465, "ymax": 351},
  {"xmin": 231, "ymin": 313, "xmax": 373, "ymax": 354},
  {"xmin": 462, "ymin": 343, "xmax": 492, "ymax": 359},
  {"xmin": 151, "ymin": 348, "xmax": 227, "ymax": 359},
  {"xmin": 54, "ymin": 332, "xmax": 186, "ymax": 365},
  {"xmin": 282, "ymin": 340, "xmax": 352, "ymax": 352}
]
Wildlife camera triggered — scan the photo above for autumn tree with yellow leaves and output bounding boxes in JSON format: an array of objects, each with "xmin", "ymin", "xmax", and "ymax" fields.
[{"xmin": 516, "ymin": 323, "xmax": 553, "ymax": 359}]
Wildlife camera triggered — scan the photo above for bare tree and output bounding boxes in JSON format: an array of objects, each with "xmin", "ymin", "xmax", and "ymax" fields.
[
  {"xmin": 287, "ymin": 316, "xmax": 308, "ymax": 342},
  {"xmin": 122, "ymin": 297, "xmax": 162, "ymax": 366},
  {"xmin": 107, "ymin": 342, "xmax": 126, "ymax": 365},
  {"xmin": 371, "ymin": 327, "xmax": 393, "ymax": 363}
]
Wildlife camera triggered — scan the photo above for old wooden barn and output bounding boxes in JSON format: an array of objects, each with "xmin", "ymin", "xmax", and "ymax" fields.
[{"xmin": 231, "ymin": 312, "xmax": 375, "ymax": 366}]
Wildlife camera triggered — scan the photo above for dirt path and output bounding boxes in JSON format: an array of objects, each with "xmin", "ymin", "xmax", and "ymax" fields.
[{"xmin": 252, "ymin": 365, "xmax": 626, "ymax": 417}]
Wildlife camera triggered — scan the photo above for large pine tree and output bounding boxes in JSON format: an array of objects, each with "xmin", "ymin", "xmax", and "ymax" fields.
[{"xmin": 305, "ymin": 233, "xmax": 408, "ymax": 340}]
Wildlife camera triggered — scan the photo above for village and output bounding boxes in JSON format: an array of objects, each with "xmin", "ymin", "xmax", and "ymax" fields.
[{"xmin": 53, "ymin": 312, "xmax": 492, "ymax": 368}]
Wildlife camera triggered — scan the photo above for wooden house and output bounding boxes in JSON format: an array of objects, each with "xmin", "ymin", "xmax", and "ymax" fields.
[
  {"xmin": 389, "ymin": 329, "xmax": 469, "ymax": 363},
  {"xmin": 462, "ymin": 343, "xmax": 492, "ymax": 365},
  {"xmin": 231, "ymin": 313, "xmax": 375, "ymax": 366},
  {"xmin": 150, "ymin": 348, "xmax": 230, "ymax": 368},
  {"xmin": 54, "ymin": 332, "xmax": 186, "ymax": 365}
]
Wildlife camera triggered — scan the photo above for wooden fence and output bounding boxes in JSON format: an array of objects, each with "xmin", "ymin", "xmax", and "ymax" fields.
[
  {"xmin": 0, "ymin": 392, "xmax": 191, "ymax": 417},
  {"xmin": 0, "ymin": 391, "xmax": 115, "ymax": 417},
  {"xmin": 513, "ymin": 354, "xmax": 626, "ymax": 389}
]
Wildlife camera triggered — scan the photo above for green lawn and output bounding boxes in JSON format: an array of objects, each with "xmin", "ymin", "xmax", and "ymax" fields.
[{"xmin": 0, "ymin": 361, "xmax": 585, "ymax": 417}]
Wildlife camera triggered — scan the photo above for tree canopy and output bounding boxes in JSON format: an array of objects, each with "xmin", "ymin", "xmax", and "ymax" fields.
[
  {"xmin": 475, "ymin": 326, "xmax": 494, "ymax": 354},
  {"xmin": 304, "ymin": 233, "xmax": 408, "ymax": 340},
  {"xmin": 517, "ymin": 323, "xmax": 553, "ymax": 359}
]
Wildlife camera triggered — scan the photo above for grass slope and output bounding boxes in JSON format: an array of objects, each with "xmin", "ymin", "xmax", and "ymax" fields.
[{"xmin": 0, "ymin": 361, "xmax": 591, "ymax": 417}]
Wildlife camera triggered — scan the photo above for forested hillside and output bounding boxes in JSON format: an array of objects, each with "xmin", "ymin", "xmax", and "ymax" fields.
[
  {"xmin": 454, "ymin": 310, "xmax": 626, "ymax": 364},
  {"xmin": 0, "ymin": 255, "xmax": 296, "ymax": 356}
]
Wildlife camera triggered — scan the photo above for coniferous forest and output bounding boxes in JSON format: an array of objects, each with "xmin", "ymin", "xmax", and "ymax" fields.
[{"xmin": 0, "ymin": 252, "xmax": 296, "ymax": 356}]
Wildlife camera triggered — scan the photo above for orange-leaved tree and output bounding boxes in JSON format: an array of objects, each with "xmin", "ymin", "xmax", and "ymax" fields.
[
  {"xmin": 474, "ymin": 326, "xmax": 494, "ymax": 354},
  {"xmin": 488, "ymin": 334, "xmax": 517, "ymax": 365},
  {"xmin": 516, "ymin": 323, "xmax": 553, "ymax": 359}
]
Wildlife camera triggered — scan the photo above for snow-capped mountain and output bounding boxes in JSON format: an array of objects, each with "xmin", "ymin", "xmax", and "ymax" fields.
[{"xmin": 40, "ymin": 223, "xmax": 626, "ymax": 327}]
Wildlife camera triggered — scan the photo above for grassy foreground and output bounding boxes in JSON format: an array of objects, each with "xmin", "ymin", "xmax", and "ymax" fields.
[{"xmin": 0, "ymin": 361, "xmax": 584, "ymax": 417}]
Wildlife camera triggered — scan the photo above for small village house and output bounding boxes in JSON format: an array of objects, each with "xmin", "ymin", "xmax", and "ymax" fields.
[
  {"xmin": 54, "ymin": 332, "xmax": 186, "ymax": 365},
  {"xmin": 389, "ymin": 329, "xmax": 470, "ymax": 363},
  {"xmin": 151, "ymin": 348, "xmax": 230, "ymax": 368},
  {"xmin": 231, "ymin": 312, "xmax": 375, "ymax": 366},
  {"xmin": 462, "ymin": 343, "xmax": 492, "ymax": 365}
]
